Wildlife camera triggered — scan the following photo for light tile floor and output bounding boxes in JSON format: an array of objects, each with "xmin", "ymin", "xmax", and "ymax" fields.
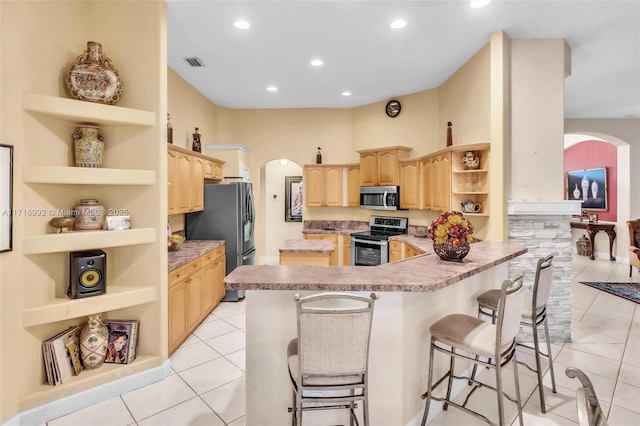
[{"xmin": 47, "ymin": 256, "xmax": 640, "ymax": 425}]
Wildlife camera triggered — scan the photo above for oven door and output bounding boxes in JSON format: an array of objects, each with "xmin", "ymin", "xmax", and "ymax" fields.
[{"xmin": 350, "ymin": 237, "xmax": 389, "ymax": 266}]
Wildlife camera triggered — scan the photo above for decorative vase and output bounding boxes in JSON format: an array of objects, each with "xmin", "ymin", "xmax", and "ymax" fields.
[
  {"xmin": 581, "ymin": 174, "xmax": 589, "ymax": 201},
  {"xmin": 462, "ymin": 151, "xmax": 479, "ymax": 170},
  {"xmin": 446, "ymin": 122, "xmax": 453, "ymax": 147},
  {"xmin": 73, "ymin": 199, "xmax": 106, "ymax": 230},
  {"xmin": 167, "ymin": 113, "xmax": 173, "ymax": 144},
  {"xmin": 66, "ymin": 41, "xmax": 123, "ymax": 105},
  {"xmin": 573, "ymin": 183, "xmax": 581, "ymax": 200},
  {"xmin": 591, "ymin": 180, "xmax": 598, "ymax": 199},
  {"xmin": 73, "ymin": 126, "xmax": 104, "ymax": 168},
  {"xmin": 433, "ymin": 242, "xmax": 470, "ymax": 262},
  {"xmin": 79, "ymin": 313, "xmax": 109, "ymax": 369},
  {"xmin": 192, "ymin": 127, "xmax": 201, "ymax": 153}
]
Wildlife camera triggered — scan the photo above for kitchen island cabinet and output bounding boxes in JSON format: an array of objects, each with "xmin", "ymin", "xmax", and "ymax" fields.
[
  {"xmin": 279, "ymin": 239, "xmax": 334, "ymax": 266},
  {"xmin": 225, "ymin": 240, "xmax": 527, "ymax": 425}
]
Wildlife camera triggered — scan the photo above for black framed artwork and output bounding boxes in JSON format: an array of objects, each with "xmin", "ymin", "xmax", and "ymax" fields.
[
  {"xmin": 566, "ymin": 167, "xmax": 607, "ymax": 211},
  {"xmin": 0, "ymin": 144, "xmax": 13, "ymax": 253},
  {"xmin": 285, "ymin": 176, "xmax": 303, "ymax": 222}
]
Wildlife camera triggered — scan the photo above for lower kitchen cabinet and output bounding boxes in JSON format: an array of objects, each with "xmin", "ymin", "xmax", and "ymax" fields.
[
  {"xmin": 168, "ymin": 244, "xmax": 226, "ymax": 354},
  {"xmin": 390, "ymin": 240, "xmax": 403, "ymax": 262},
  {"xmin": 304, "ymin": 233, "xmax": 339, "ymax": 266}
]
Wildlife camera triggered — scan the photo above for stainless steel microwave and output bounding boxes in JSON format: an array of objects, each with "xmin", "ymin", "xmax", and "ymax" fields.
[{"xmin": 360, "ymin": 186, "xmax": 400, "ymax": 210}]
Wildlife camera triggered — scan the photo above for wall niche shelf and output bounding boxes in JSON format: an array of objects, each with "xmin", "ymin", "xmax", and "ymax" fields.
[
  {"xmin": 23, "ymin": 286, "xmax": 156, "ymax": 328},
  {"xmin": 19, "ymin": 355, "xmax": 162, "ymax": 411},
  {"xmin": 22, "ymin": 93, "xmax": 155, "ymax": 127},
  {"xmin": 22, "ymin": 228, "xmax": 156, "ymax": 255},
  {"xmin": 23, "ymin": 166, "xmax": 155, "ymax": 185}
]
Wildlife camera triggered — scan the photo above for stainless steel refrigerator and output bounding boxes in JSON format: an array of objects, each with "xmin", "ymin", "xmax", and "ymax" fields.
[{"xmin": 186, "ymin": 182, "xmax": 255, "ymax": 301}]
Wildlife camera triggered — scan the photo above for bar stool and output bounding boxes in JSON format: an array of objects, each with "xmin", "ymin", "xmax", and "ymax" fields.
[
  {"xmin": 421, "ymin": 274, "xmax": 525, "ymax": 426},
  {"xmin": 566, "ymin": 367, "xmax": 609, "ymax": 426},
  {"xmin": 473, "ymin": 252, "xmax": 558, "ymax": 413},
  {"xmin": 287, "ymin": 292, "xmax": 378, "ymax": 426}
]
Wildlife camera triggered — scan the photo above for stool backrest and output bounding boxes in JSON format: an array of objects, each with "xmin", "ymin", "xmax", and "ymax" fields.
[
  {"xmin": 566, "ymin": 367, "xmax": 609, "ymax": 426},
  {"xmin": 295, "ymin": 292, "xmax": 377, "ymax": 381},
  {"xmin": 497, "ymin": 274, "xmax": 525, "ymax": 348},
  {"xmin": 532, "ymin": 252, "xmax": 557, "ymax": 311}
]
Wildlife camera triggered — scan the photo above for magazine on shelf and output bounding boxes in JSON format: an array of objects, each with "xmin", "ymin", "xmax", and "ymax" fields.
[
  {"xmin": 42, "ymin": 323, "xmax": 83, "ymax": 385},
  {"xmin": 104, "ymin": 319, "xmax": 139, "ymax": 364}
]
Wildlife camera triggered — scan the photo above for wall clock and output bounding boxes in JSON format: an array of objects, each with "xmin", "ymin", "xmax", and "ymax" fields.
[{"xmin": 385, "ymin": 99, "xmax": 401, "ymax": 118}]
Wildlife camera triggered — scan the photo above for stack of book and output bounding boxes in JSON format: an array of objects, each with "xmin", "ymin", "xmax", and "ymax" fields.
[{"xmin": 42, "ymin": 324, "xmax": 84, "ymax": 386}]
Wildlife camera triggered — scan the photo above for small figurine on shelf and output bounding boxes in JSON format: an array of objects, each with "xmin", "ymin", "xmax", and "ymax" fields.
[
  {"xmin": 167, "ymin": 113, "xmax": 173, "ymax": 144},
  {"xmin": 446, "ymin": 122, "xmax": 453, "ymax": 147},
  {"xmin": 316, "ymin": 147, "xmax": 322, "ymax": 164},
  {"xmin": 192, "ymin": 127, "xmax": 201, "ymax": 153}
]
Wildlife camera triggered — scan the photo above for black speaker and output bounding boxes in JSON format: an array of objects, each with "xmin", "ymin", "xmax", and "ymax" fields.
[{"xmin": 68, "ymin": 250, "xmax": 106, "ymax": 299}]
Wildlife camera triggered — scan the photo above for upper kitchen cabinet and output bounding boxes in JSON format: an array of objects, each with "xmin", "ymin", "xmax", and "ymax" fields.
[
  {"xmin": 399, "ymin": 159, "xmax": 421, "ymax": 210},
  {"xmin": 346, "ymin": 164, "xmax": 360, "ymax": 207},
  {"xmin": 304, "ymin": 165, "xmax": 343, "ymax": 207},
  {"xmin": 421, "ymin": 152, "xmax": 451, "ymax": 212},
  {"xmin": 358, "ymin": 146, "xmax": 411, "ymax": 186},
  {"xmin": 167, "ymin": 145, "xmax": 224, "ymax": 215}
]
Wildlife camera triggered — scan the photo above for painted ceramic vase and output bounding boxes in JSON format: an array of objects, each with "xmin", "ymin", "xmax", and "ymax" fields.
[
  {"xmin": 79, "ymin": 313, "xmax": 109, "ymax": 369},
  {"xmin": 73, "ymin": 126, "xmax": 104, "ymax": 168},
  {"xmin": 74, "ymin": 199, "xmax": 106, "ymax": 231},
  {"xmin": 66, "ymin": 41, "xmax": 123, "ymax": 105},
  {"xmin": 581, "ymin": 175, "xmax": 589, "ymax": 201},
  {"xmin": 573, "ymin": 183, "xmax": 581, "ymax": 200},
  {"xmin": 591, "ymin": 180, "xmax": 598, "ymax": 199}
]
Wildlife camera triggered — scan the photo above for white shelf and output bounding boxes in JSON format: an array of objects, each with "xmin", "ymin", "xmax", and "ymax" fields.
[
  {"xmin": 22, "ymin": 93, "xmax": 155, "ymax": 127},
  {"xmin": 18, "ymin": 355, "xmax": 162, "ymax": 411},
  {"xmin": 22, "ymin": 228, "xmax": 156, "ymax": 254},
  {"xmin": 23, "ymin": 286, "xmax": 157, "ymax": 328},
  {"xmin": 23, "ymin": 166, "xmax": 155, "ymax": 185}
]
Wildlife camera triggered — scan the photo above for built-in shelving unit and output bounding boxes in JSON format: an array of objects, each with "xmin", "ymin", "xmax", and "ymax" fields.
[
  {"xmin": 450, "ymin": 144, "xmax": 490, "ymax": 216},
  {"xmin": 22, "ymin": 166, "xmax": 155, "ymax": 185},
  {"xmin": 22, "ymin": 228, "xmax": 156, "ymax": 254}
]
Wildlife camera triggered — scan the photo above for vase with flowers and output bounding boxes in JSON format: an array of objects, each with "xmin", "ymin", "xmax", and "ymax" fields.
[{"xmin": 428, "ymin": 211, "xmax": 474, "ymax": 262}]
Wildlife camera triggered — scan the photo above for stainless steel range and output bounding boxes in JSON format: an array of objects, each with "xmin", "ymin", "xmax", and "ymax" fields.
[{"xmin": 350, "ymin": 216, "xmax": 408, "ymax": 266}]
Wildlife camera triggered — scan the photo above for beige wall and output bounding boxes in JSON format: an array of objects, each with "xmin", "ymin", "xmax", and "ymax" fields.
[{"xmin": 511, "ymin": 39, "xmax": 568, "ymax": 201}]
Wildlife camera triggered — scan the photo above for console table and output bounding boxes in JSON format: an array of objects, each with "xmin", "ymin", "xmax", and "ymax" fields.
[{"xmin": 570, "ymin": 221, "xmax": 616, "ymax": 261}]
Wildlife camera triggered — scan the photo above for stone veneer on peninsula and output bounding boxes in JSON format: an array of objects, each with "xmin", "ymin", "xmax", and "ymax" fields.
[{"xmin": 225, "ymin": 240, "xmax": 527, "ymax": 292}]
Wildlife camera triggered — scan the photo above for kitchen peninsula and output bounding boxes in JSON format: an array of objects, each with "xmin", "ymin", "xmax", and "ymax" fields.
[{"xmin": 225, "ymin": 240, "xmax": 527, "ymax": 425}]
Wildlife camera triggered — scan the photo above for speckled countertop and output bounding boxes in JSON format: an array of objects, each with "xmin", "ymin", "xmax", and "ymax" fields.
[
  {"xmin": 301, "ymin": 220, "xmax": 369, "ymax": 235},
  {"xmin": 225, "ymin": 240, "xmax": 527, "ymax": 292},
  {"xmin": 279, "ymin": 239, "xmax": 334, "ymax": 253},
  {"xmin": 168, "ymin": 240, "xmax": 225, "ymax": 271}
]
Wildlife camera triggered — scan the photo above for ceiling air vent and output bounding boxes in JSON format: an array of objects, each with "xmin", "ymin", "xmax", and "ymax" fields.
[{"xmin": 184, "ymin": 57, "xmax": 204, "ymax": 67}]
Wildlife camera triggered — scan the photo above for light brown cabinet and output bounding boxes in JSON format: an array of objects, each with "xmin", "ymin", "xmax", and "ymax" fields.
[
  {"xmin": 342, "ymin": 235, "xmax": 351, "ymax": 265},
  {"xmin": 389, "ymin": 240, "xmax": 402, "ymax": 262},
  {"xmin": 168, "ymin": 245, "xmax": 226, "ymax": 354},
  {"xmin": 304, "ymin": 165, "xmax": 343, "ymax": 207},
  {"xmin": 404, "ymin": 244, "xmax": 422, "ymax": 259},
  {"xmin": 358, "ymin": 146, "xmax": 411, "ymax": 186},
  {"xmin": 304, "ymin": 233, "xmax": 339, "ymax": 266},
  {"xmin": 347, "ymin": 165, "xmax": 360, "ymax": 207},
  {"xmin": 399, "ymin": 160, "xmax": 421, "ymax": 209},
  {"xmin": 421, "ymin": 152, "xmax": 451, "ymax": 212},
  {"xmin": 168, "ymin": 145, "xmax": 224, "ymax": 214}
]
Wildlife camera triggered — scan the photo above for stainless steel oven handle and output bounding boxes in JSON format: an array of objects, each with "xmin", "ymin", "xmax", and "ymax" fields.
[{"xmin": 352, "ymin": 237, "xmax": 387, "ymax": 247}]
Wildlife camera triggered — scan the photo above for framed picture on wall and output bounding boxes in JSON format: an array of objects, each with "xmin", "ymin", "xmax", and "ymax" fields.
[
  {"xmin": 0, "ymin": 144, "xmax": 13, "ymax": 253},
  {"xmin": 285, "ymin": 176, "xmax": 303, "ymax": 222},
  {"xmin": 566, "ymin": 167, "xmax": 607, "ymax": 211}
]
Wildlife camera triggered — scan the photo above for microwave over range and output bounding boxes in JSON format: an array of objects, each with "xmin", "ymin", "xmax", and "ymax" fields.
[{"xmin": 360, "ymin": 185, "xmax": 401, "ymax": 210}]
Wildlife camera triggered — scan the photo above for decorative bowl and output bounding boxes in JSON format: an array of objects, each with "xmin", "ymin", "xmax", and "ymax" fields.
[
  {"xmin": 433, "ymin": 242, "xmax": 470, "ymax": 262},
  {"xmin": 168, "ymin": 236, "xmax": 185, "ymax": 252}
]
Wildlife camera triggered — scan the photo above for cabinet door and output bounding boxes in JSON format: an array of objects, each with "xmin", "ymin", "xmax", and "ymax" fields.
[
  {"xmin": 400, "ymin": 161, "xmax": 420, "ymax": 209},
  {"xmin": 359, "ymin": 152, "xmax": 378, "ymax": 186},
  {"xmin": 175, "ymin": 152, "xmax": 192, "ymax": 213},
  {"xmin": 201, "ymin": 260, "xmax": 216, "ymax": 316},
  {"xmin": 305, "ymin": 166, "xmax": 325, "ymax": 207},
  {"xmin": 168, "ymin": 149, "xmax": 179, "ymax": 215},
  {"xmin": 212, "ymin": 162, "xmax": 223, "ymax": 180},
  {"xmin": 324, "ymin": 167, "xmax": 343, "ymax": 207},
  {"xmin": 389, "ymin": 240, "xmax": 402, "ymax": 262},
  {"xmin": 421, "ymin": 157, "xmax": 434, "ymax": 210},
  {"xmin": 203, "ymin": 160, "xmax": 215, "ymax": 179},
  {"xmin": 347, "ymin": 165, "xmax": 360, "ymax": 207},
  {"xmin": 377, "ymin": 150, "xmax": 399, "ymax": 186},
  {"xmin": 342, "ymin": 235, "xmax": 351, "ymax": 266},
  {"xmin": 433, "ymin": 154, "xmax": 451, "ymax": 211},
  {"xmin": 168, "ymin": 281, "xmax": 187, "ymax": 353},
  {"xmin": 214, "ymin": 255, "xmax": 226, "ymax": 304},
  {"xmin": 186, "ymin": 274, "xmax": 203, "ymax": 330},
  {"xmin": 190, "ymin": 157, "xmax": 206, "ymax": 212}
]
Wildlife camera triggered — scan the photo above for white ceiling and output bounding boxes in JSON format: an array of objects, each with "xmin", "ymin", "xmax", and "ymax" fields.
[{"xmin": 167, "ymin": 1, "xmax": 640, "ymax": 119}]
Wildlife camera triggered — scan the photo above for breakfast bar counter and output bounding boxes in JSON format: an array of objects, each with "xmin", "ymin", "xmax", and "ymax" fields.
[{"xmin": 225, "ymin": 240, "xmax": 527, "ymax": 425}]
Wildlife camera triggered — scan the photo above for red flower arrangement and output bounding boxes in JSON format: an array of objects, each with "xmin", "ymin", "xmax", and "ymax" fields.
[{"xmin": 428, "ymin": 211, "xmax": 474, "ymax": 247}]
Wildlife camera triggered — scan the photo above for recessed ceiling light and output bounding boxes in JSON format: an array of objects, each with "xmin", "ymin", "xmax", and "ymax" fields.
[
  {"xmin": 310, "ymin": 59, "xmax": 324, "ymax": 67},
  {"xmin": 234, "ymin": 20, "xmax": 250, "ymax": 29},
  {"xmin": 341, "ymin": 91, "xmax": 352, "ymax": 97},
  {"xmin": 470, "ymin": 0, "xmax": 490, "ymax": 8},
  {"xmin": 266, "ymin": 86, "xmax": 278, "ymax": 92},
  {"xmin": 390, "ymin": 19, "xmax": 407, "ymax": 29}
]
